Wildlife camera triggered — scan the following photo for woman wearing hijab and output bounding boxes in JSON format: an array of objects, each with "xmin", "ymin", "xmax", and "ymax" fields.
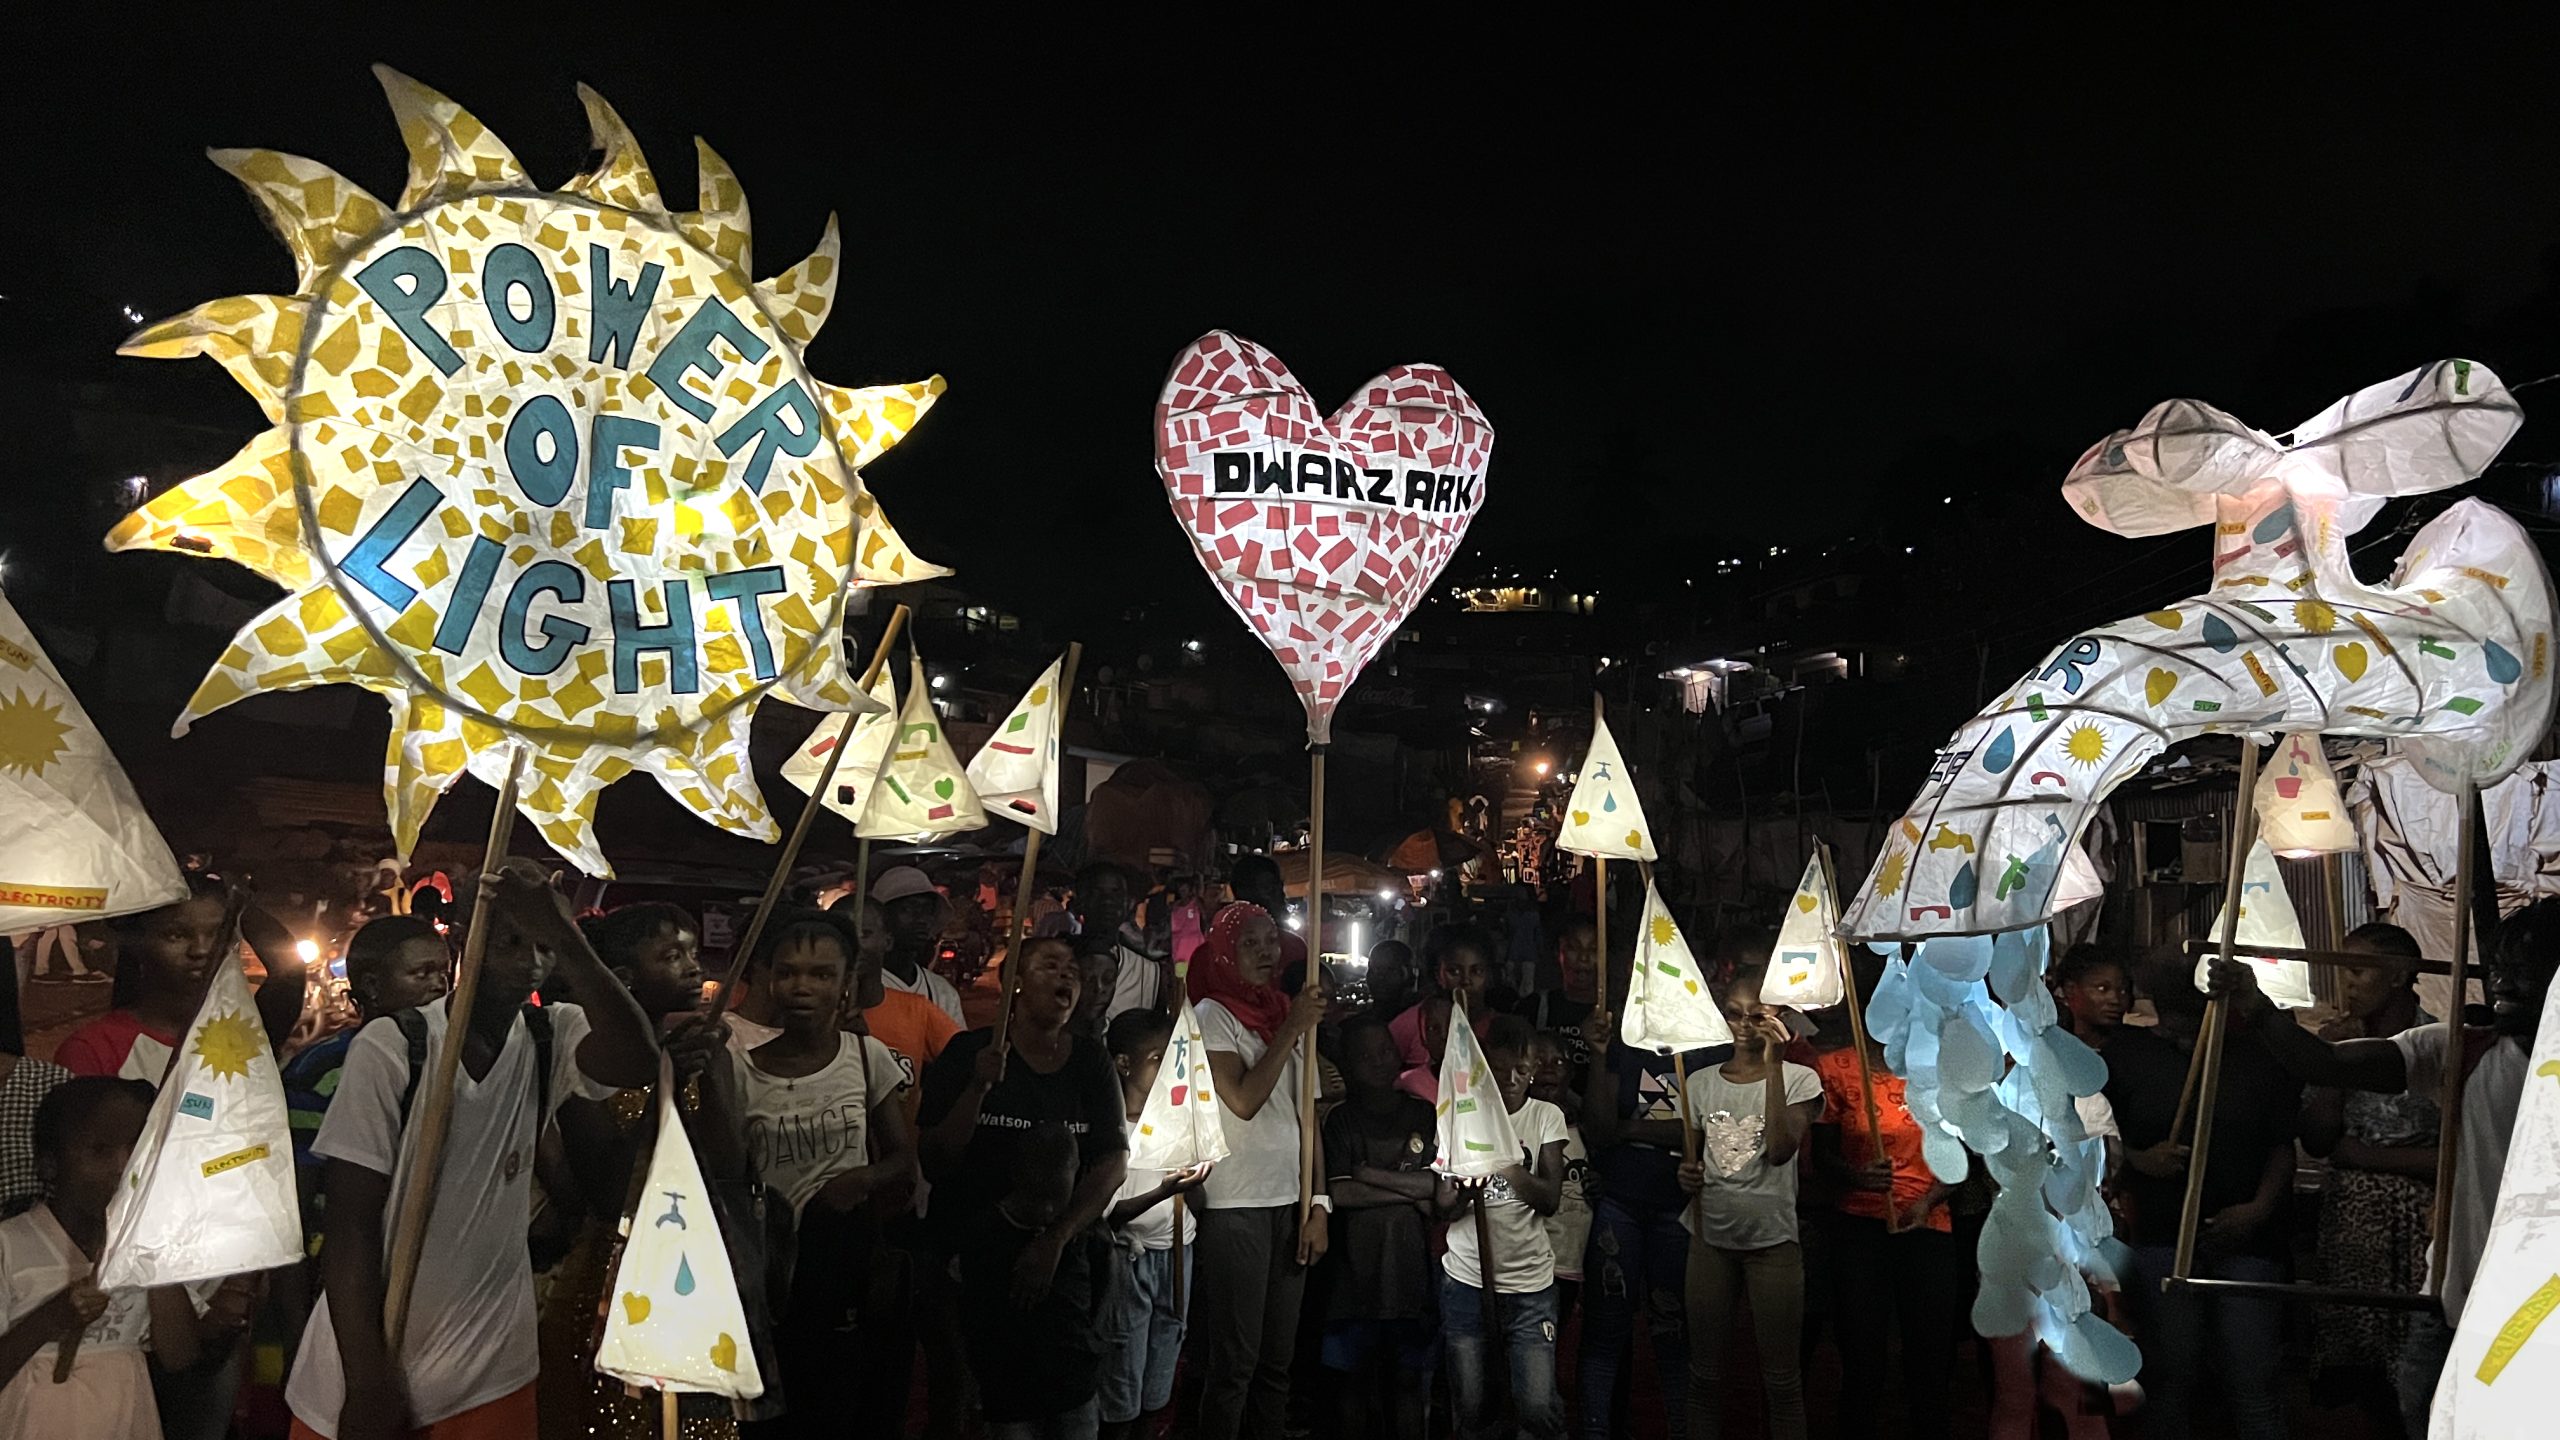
[{"xmin": 1190, "ymin": 903, "xmax": 1330, "ymax": 1440}]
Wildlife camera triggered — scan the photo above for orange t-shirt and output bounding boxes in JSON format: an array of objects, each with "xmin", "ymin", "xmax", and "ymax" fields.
[
  {"xmin": 1813, "ymin": 1046, "xmax": 1952, "ymax": 1233},
  {"xmin": 862, "ymin": 988, "xmax": 960, "ymax": 1090}
]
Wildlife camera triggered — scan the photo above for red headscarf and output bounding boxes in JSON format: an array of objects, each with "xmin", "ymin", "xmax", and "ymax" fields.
[{"xmin": 1187, "ymin": 902, "xmax": 1291, "ymax": 1042}]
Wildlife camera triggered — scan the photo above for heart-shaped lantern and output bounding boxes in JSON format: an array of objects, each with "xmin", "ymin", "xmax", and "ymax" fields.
[{"xmin": 1157, "ymin": 331, "xmax": 1494, "ymax": 742}]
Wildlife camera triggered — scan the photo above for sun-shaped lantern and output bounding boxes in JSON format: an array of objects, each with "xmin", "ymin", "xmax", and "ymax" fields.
[{"xmin": 109, "ymin": 68, "xmax": 947, "ymax": 874}]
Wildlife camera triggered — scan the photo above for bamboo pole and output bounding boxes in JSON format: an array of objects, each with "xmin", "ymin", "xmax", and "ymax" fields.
[
  {"xmin": 384, "ymin": 745, "xmax": 527, "ymax": 1352},
  {"xmin": 995, "ymin": 642, "xmax": 1084, "ymax": 1056},
  {"xmin": 1840, "ymin": 938, "xmax": 1895, "ymax": 1233},
  {"xmin": 2172, "ymin": 736, "xmax": 2263, "ymax": 1282},
  {"xmin": 1297, "ymin": 744, "xmax": 1327, "ymax": 1224},
  {"xmin": 1171, "ymin": 1193, "xmax": 1188, "ymax": 1321},
  {"xmin": 662, "ymin": 1387, "xmax": 679, "ymax": 1440},
  {"xmin": 1472, "ymin": 1192, "xmax": 1502, "ymax": 1353},
  {"xmin": 708, "ymin": 605, "xmax": 909, "ymax": 1022},
  {"xmin": 2429, "ymin": 778, "xmax": 2483, "ymax": 1297}
]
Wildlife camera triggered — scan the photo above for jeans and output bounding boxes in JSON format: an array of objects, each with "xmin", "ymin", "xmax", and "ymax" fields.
[
  {"xmin": 2127, "ymin": 1245, "xmax": 2287, "ymax": 1440},
  {"xmin": 1685, "ymin": 1239, "xmax": 1805, "ymax": 1440},
  {"xmin": 1578, "ymin": 1194, "xmax": 1688, "ymax": 1440},
  {"xmin": 1192, "ymin": 1204, "xmax": 1307, "ymax": 1440},
  {"xmin": 988, "ymin": 1397, "xmax": 1100, "ymax": 1440},
  {"xmin": 2397, "ymin": 1306, "xmax": 2455, "ymax": 1440},
  {"xmin": 1831, "ymin": 1214, "xmax": 1961, "ymax": 1440},
  {"xmin": 1441, "ymin": 1273, "xmax": 1564, "ymax": 1440},
  {"xmin": 1097, "ymin": 1243, "xmax": 1190, "ymax": 1423}
]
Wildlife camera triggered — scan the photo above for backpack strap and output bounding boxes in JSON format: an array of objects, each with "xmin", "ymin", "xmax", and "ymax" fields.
[
  {"xmin": 394, "ymin": 1004, "xmax": 555, "ymax": 1129},
  {"xmin": 523, "ymin": 1003, "xmax": 554, "ymax": 1121}
]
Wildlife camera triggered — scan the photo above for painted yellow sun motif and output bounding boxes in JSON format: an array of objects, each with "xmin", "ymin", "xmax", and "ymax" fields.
[
  {"xmin": 191, "ymin": 1009, "xmax": 265, "ymax": 1080},
  {"xmin": 1877, "ymin": 849, "xmax": 1907, "ymax": 898},
  {"xmin": 1650, "ymin": 914, "xmax": 1677, "ymax": 947},
  {"xmin": 0, "ymin": 688, "xmax": 73, "ymax": 777},
  {"xmin": 2062, "ymin": 723, "xmax": 2109, "ymax": 768},
  {"xmin": 108, "ymin": 68, "xmax": 946, "ymax": 875}
]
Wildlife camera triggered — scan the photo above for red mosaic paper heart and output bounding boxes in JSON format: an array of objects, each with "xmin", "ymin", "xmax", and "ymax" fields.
[{"xmin": 1156, "ymin": 331, "xmax": 1494, "ymax": 743}]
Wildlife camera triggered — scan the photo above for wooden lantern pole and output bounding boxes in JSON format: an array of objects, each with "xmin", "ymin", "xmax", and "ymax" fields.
[
  {"xmin": 1171, "ymin": 1194, "xmax": 1189, "ymax": 1320},
  {"xmin": 1297, "ymin": 743, "xmax": 1328, "ymax": 1224},
  {"xmin": 994, "ymin": 642, "xmax": 1084, "ymax": 1056},
  {"xmin": 2429, "ymin": 778, "xmax": 2485, "ymax": 1296},
  {"xmin": 1836, "ymin": 853, "xmax": 1894, "ymax": 1232},
  {"xmin": 383, "ymin": 745, "xmax": 527, "ymax": 1351},
  {"xmin": 707, "ymin": 605, "xmax": 910, "ymax": 1023},
  {"xmin": 2172, "ymin": 736, "xmax": 2263, "ymax": 1282}
]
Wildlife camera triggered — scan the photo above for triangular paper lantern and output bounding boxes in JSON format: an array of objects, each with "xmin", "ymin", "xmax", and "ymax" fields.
[
  {"xmin": 595, "ymin": 1057, "xmax": 765, "ymax": 1400},
  {"xmin": 1433, "ymin": 996, "xmax": 1522, "ymax": 1178},
  {"xmin": 777, "ymin": 666, "xmax": 899, "ymax": 824},
  {"xmin": 1128, "ymin": 998, "xmax": 1231, "ymax": 1173},
  {"xmin": 0, "ymin": 591, "xmax": 187, "ymax": 931},
  {"xmin": 2190, "ymin": 839, "xmax": 2316, "ymax": 1010},
  {"xmin": 2256, "ymin": 733, "xmax": 2357, "ymax": 857},
  {"xmin": 1624, "ymin": 880, "xmax": 1734, "ymax": 1053},
  {"xmin": 2427, "ymin": 968, "xmax": 2560, "ymax": 1438},
  {"xmin": 97, "ymin": 952, "xmax": 299, "ymax": 1287},
  {"xmin": 856, "ymin": 656, "xmax": 986, "ymax": 842},
  {"xmin": 1555, "ymin": 717, "xmax": 1655, "ymax": 861},
  {"xmin": 965, "ymin": 654, "xmax": 1065, "ymax": 835},
  {"xmin": 1761, "ymin": 851, "xmax": 1848, "ymax": 1009}
]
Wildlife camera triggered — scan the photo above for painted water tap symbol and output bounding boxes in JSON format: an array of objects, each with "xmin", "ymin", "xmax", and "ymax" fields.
[
  {"xmin": 1927, "ymin": 825, "xmax": 1976, "ymax": 855},
  {"xmin": 655, "ymin": 1191, "xmax": 688, "ymax": 1230},
  {"xmin": 2419, "ymin": 637, "xmax": 2457, "ymax": 661},
  {"xmin": 1995, "ymin": 856, "xmax": 2029, "ymax": 900}
]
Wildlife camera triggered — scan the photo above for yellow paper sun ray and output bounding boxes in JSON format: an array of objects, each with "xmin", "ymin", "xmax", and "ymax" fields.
[
  {"xmin": 679, "ymin": 139, "xmax": 752, "ymax": 274},
  {"xmin": 207, "ymin": 149, "xmax": 389, "ymax": 294},
  {"xmin": 105, "ymin": 427, "xmax": 312, "ymax": 589},
  {"xmin": 373, "ymin": 65, "xmax": 531, "ymax": 210},
  {"xmin": 564, "ymin": 83, "xmax": 664, "ymax": 215},
  {"xmin": 758, "ymin": 214, "xmax": 840, "ymax": 346},
  {"xmin": 119, "ymin": 296, "xmax": 311, "ymax": 423},
  {"xmin": 116, "ymin": 70, "xmax": 948, "ymax": 874}
]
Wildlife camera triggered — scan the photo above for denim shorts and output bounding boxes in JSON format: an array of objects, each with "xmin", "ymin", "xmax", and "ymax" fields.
[{"xmin": 1096, "ymin": 1243, "xmax": 1190, "ymax": 1423}]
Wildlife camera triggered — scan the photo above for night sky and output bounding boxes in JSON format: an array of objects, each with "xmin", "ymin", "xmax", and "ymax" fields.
[{"xmin": 13, "ymin": 13, "xmax": 2560, "ymax": 636}]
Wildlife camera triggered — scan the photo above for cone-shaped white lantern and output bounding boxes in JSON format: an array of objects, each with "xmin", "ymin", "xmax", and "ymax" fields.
[
  {"xmin": 2053, "ymin": 838, "xmax": 2105, "ymax": 911},
  {"xmin": 595, "ymin": 1056, "xmax": 766, "ymax": 1401},
  {"xmin": 98, "ymin": 952, "xmax": 299, "ymax": 1287},
  {"xmin": 1761, "ymin": 850, "xmax": 1848, "ymax": 1009},
  {"xmin": 2255, "ymin": 732, "xmax": 2357, "ymax": 857},
  {"xmin": 778, "ymin": 666, "xmax": 900, "ymax": 825},
  {"xmin": 1434, "ymin": 996, "xmax": 1522, "ymax": 1177},
  {"xmin": 1556, "ymin": 718, "xmax": 1655, "ymax": 862},
  {"xmin": 2427, "ymin": 969, "xmax": 2560, "ymax": 1437},
  {"xmin": 0, "ymin": 591, "xmax": 187, "ymax": 930},
  {"xmin": 966, "ymin": 654, "xmax": 1066, "ymax": 835},
  {"xmin": 856, "ymin": 655, "xmax": 986, "ymax": 842},
  {"xmin": 1129, "ymin": 998, "xmax": 1232, "ymax": 1173},
  {"xmin": 2190, "ymin": 839, "xmax": 2317, "ymax": 1010},
  {"xmin": 1624, "ymin": 880, "xmax": 1735, "ymax": 1053}
]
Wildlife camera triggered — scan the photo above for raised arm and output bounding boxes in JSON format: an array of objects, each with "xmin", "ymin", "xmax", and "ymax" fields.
[
  {"xmin": 1209, "ymin": 988, "xmax": 1324, "ymax": 1121},
  {"xmin": 486, "ymin": 864, "xmax": 657, "ymax": 1089},
  {"xmin": 240, "ymin": 904, "xmax": 311, "ymax": 1051},
  {"xmin": 2207, "ymin": 957, "xmax": 2409, "ymax": 1093}
]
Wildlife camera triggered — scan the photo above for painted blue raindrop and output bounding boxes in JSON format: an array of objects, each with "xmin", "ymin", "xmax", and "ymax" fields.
[
  {"xmin": 1948, "ymin": 861, "xmax": 1979, "ymax": 910},
  {"xmin": 2201, "ymin": 614, "xmax": 2238, "ymax": 654},
  {"xmin": 2251, "ymin": 505, "xmax": 2296, "ymax": 544},
  {"xmin": 1981, "ymin": 729, "xmax": 2017, "ymax": 774},
  {"xmin": 674, "ymin": 1256, "xmax": 696, "ymax": 1297},
  {"xmin": 1602, "ymin": 793, "xmax": 1617, "ymax": 813},
  {"xmin": 2484, "ymin": 638, "xmax": 2522, "ymax": 684}
]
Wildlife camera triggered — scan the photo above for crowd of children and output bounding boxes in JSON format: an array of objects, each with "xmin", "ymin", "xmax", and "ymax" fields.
[{"xmin": 2, "ymin": 852, "xmax": 2554, "ymax": 1440}]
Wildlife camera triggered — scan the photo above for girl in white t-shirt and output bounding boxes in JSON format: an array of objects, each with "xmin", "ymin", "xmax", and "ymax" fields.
[
  {"xmin": 1098, "ymin": 1009, "xmax": 1210, "ymax": 1440},
  {"xmin": 715, "ymin": 908, "xmax": 915, "ymax": 1430},
  {"xmin": 1435, "ymin": 1014, "xmax": 1569, "ymax": 1440},
  {"xmin": 0, "ymin": 1077, "xmax": 207, "ymax": 1440},
  {"xmin": 1677, "ymin": 972, "xmax": 1823, "ymax": 1440},
  {"xmin": 1189, "ymin": 903, "xmax": 1328, "ymax": 1440}
]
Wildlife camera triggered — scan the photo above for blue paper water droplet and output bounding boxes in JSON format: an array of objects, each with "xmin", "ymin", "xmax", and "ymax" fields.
[
  {"xmin": 1948, "ymin": 861, "xmax": 1978, "ymax": 910},
  {"xmin": 1981, "ymin": 729, "xmax": 2016, "ymax": 774},
  {"xmin": 674, "ymin": 1256, "xmax": 696, "ymax": 1297},
  {"xmin": 2251, "ymin": 505, "xmax": 2296, "ymax": 544},
  {"xmin": 2202, "ymin": 614, "xmax": 2238, "ymax": 654},
  {"xmin": 2485, "ymin": 639, "xmax": 2522, "ymax": 684},
  {"xmin": 1602, "ymin": 793, "xmax": 1617, "ymax": 813}
]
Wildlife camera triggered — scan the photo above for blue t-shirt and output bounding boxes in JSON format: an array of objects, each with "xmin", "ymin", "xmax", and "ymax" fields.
[{"xmin": 1597, "ymin": 1045, "xmax": 1714, "ymax": 1214}]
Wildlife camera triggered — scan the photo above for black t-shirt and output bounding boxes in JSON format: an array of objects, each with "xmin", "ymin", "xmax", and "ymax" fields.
[
  {"xmin": 1322, "ymin": 1094, "xmax": 1440, "ymax": 1323},
  {"xmin": 957, "ymin": 1208, "xmax": 1108, "ymax": 1421},
  {"xmin": 919, "ymin": 1028, "xmax": 1126, "ymax": 1241},
  {"xmin": 2101, "ymin": 1023, "xmax": 2302, "ymax": 1253},
  {"xmin": 1515, "ymin": 990, "xmax": 1597, "ymax": 1088},
  {"xmin": 1597, "ymin": 1044, "xmax": 1715, "ymax": 1216}
]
